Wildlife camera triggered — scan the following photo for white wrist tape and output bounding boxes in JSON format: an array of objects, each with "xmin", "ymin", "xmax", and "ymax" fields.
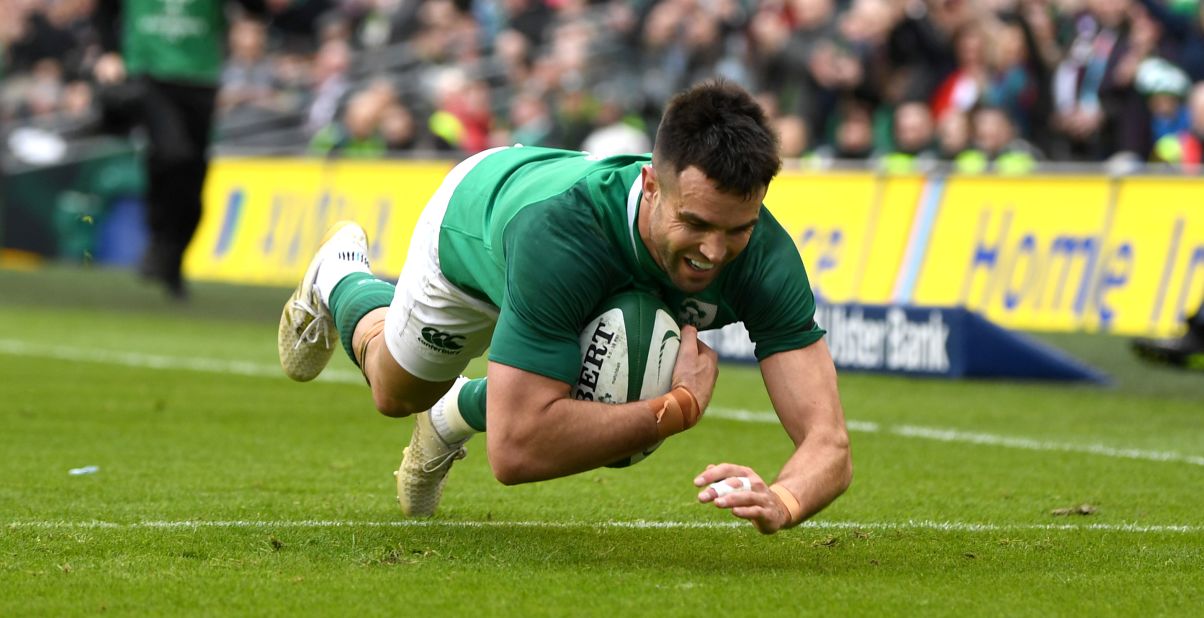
[{"xmin": 708, "ymin": 476, "xmax": 752, "ymax": 498}]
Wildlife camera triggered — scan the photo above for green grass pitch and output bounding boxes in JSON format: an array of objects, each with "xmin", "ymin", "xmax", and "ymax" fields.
[{"xmin": 1, "ymin": 266, "xmax": 1202, "ymax": 616}]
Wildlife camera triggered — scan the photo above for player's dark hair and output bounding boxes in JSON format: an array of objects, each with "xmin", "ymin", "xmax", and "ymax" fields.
[{"xmin": 653, "ymin": 79, "xmax": 781, "ymax": 199}]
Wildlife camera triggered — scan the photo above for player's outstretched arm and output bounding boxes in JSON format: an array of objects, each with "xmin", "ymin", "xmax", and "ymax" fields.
[
  {"xmin": 695, "ymin": 338, "xmax": 851, "ymax": 534},
  {"xmin": 486, "ymin": 326, "xmax": 717, "ymax": 484}
]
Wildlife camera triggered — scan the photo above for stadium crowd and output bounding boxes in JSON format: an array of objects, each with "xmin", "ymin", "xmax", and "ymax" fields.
[{"xmin": 3, "ymin": 0, "xmax": 1204, "ymax": 170}]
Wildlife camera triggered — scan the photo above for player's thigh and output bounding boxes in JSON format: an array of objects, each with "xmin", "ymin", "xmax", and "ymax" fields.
[
  {"xmin": 364, "ymin": 348, "xmax": 458, "ymax": 417},
  {"xmin": 377, "ymin": 274, "xmax": 497, "ymax": 414},
  {"xmin": 374, "ymin": 145, "xmax": 506, "ymax": 414}
]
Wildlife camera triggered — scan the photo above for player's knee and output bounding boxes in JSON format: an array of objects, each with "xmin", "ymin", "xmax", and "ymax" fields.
[{"xmin": 371, "ymin": 389, "xmax": 430, "ymax": 418}]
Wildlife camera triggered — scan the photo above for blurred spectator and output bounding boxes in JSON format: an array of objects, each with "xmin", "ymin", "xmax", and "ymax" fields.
[
  {"xmin": 499, "ymin": 0, "xmax": 554, "ymax": 48},
  {"xmin": 309, "ymin": 87, "xmax": 388, "ymax": 157},
  {"xmin": 411, "ymin": 0, "xmax": 482, "ymax": 65},
  {"xmin": 886, "ymin": 0, "xmax": 957, "ymax": 105},
  {"xmin": 5, "ymin": 0, "xmax": 1204, "ymax": 171},
  {"xmin": 1049, "ymin": 0, "xmax": 1149, "ymax": 161},
  {"xmin": 931, "ymin": 23, "xmax": 992, "ymax": 123},
  {"xmin": 499, "ymin": 89, "xmax": 560, "ymax": 148},
  {"xmin": 1151, "ymin": 81, "xmax": 1204, "ymax": 167},
  {"xmin": 880, "ymin": 100, "xmax": 939, "ymax": 172},
  {"xmin": 6, "ymin": 1, "xmax": 81, "ymax": 74},
  {"xmin": 755, "ymin": 90, "xmax": 809, "ymax": 158},
  {"xmin": 1135, "ymin": 56, "xmax": 1192, "ymax": 140},
  {"xmin": 380, "ymin": 100, "xmax": 420, "ymax": 151},
  {"xmin": 92, "ymin": 0, "xmax": 273, "ymax": 299},
  {"xmin": 983, "ymin": 19, "xmax": 1039, "ymax": 136},
  {"xmin": 1136, "ymin": 0, "xmax": 1204, "ymax": 81},
  {"xmin": 427, "ymin": 67, "xmax": 493, "ymax": 154},
  {"xmin": 304, "ymin": 38, "xmax": 352, "ymax": 135},
  {"xmin": 936, "ymin": 107, "xmax": 973, "ymax": 159},
  {"xmin": 640, "ymin": 0, "xmax": 749, "ymax": 108},
  {"xmin": 219, "ymin": 18, "xmax": 275, "ymax": 113},
  {"xmin": 814, "ymin": 97, "xmax": 877, "ymax": 160},
  {"xmin": 581, "ymin": 93, "xmax": 652, "ymax": 157},
  {"xmin": 955, "ymin": 104, "xmax": 1042, "ymax": 173}
]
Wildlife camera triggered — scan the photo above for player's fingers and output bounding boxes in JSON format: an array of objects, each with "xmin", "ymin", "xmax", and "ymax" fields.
[
  {"xmin": 734, "ymin": 506, "xmax": 784, "ymax": 534},
  {"xmin": 694, "ymin": 463, "xmax": 758, "ymax": 487},
  {"xmin": 712, "ymin": 489, "xmax": 758, "ymax": 509},
  {"xmin": 679, "ymin": 324, "xmax": 699, "ymax": 350},
  {"xmin": 700, "ymin": 476, "xmax": 752, "ymax": 502}
]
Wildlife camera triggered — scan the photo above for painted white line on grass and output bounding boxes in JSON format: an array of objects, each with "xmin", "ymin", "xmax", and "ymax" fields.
[
  {"xmin": 709, "ymin": 407, "xmax": 881, "ymax": 433},
  {"xmin": 890, "ymin": 424, "xmax": 1204, "ymax": 467},
  {"xmin": 0, "ymin": 338, "xmax": 365, "ymax": 384},
  {"xmin": 3, "ymin": 338, "xmax": 1202, "ymax": 469},
  {"xmin": 4, "ymin": 519, "xmax": 1200, "ymax": 534},
  {"xmin": 707, "ymin": 407, "xmax": 1204, "ymax": 467}
]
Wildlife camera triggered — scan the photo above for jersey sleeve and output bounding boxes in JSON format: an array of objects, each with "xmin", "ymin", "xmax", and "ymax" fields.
[
  {"xmin": 489, "ymin": 198, "xmax": 628, "ymax": 384},
  {"xmin": 729, "ymin": 210, "xmax": 826, "ymax": 360}
]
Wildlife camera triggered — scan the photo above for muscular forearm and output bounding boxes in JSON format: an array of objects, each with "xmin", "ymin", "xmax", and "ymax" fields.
[
  {"xmin": 773, "ymin": 429, "xmax": 852, "ymax": 524},
  {"xmin": 486, "ymin": 393, "xmax": 664, "ymax": 484}
]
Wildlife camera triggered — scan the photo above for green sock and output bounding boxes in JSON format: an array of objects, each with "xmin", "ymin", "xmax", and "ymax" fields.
[
  {"xmin": 457, "ymin": 377, "xmax": 488, "ymax": 431},
  {"xmin": 328, "ymin": 272, "xmax": 395, "ymax": 366}
]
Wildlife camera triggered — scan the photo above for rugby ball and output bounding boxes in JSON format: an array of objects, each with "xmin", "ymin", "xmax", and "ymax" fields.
[{"xmin": 572, "ymin": 290, "xmax": 681, "ymax": 468}]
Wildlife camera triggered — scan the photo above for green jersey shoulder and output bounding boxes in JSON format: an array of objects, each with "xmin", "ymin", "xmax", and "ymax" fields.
[{"xmin": 437, "ymin": 146, "xmax": 824, "ymax": 383}]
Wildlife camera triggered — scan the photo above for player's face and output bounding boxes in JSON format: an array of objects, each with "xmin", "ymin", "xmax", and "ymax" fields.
[{"xmin": 638, "ymin": 164, "xmax": 764, "ymax": 294}]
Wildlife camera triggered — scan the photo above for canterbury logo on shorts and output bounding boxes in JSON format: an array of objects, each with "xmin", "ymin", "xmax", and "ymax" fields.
[{"xmin": 419, "ymin": 327, "xmax": 466, "ymax": 354}]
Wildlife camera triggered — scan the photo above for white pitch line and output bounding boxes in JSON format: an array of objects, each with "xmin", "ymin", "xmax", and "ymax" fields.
[
  {"xmin": 3, "ymin": 338, "xmax": 1202, "ymax": 468},
  {"xmin": 706, "ymin": 407, "xmax": 1204, "ymax": 467},
  {"xmin": 890, "ymin": 425, "xmax": 1204, "ymax": 467},
  {"xmin": 0, "ymin": 338, "xmax": 365, "ymax": 384},
  {"xmin": 4, "ymin": 519, "xmax": 1200, "ymax": 534}
]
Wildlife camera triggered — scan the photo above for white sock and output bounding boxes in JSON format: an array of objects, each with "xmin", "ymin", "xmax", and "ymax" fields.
[
  {"xmin": 315, "ymin": 249, "xmax": 371, "ymax": 306},
  {"xmin": 430, "ymin": 376, "xmax": 477, "ymax": 444}
]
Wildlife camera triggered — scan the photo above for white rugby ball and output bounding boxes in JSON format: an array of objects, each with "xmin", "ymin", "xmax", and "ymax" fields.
[{"xmin": 572, "ymin": 290, "xmax": 681, "ymax": 468}]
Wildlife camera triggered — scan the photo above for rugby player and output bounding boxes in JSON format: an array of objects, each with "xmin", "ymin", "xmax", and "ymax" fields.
[{"xmin": 278, "ymin": 80, "xmax": 851, "ymax": 534}]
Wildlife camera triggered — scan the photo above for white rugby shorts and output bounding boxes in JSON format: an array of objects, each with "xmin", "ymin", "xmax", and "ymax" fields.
[{"xmin": 383, "ymin": 147, "xmax": 507, "ymax": 382}]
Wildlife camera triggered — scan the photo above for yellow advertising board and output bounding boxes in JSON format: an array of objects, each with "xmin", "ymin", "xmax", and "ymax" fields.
[
  {"xmin": 185, "ymin": 158, "xmax": 452, "ymax": 286},
  {"xmin": 909, "ymin": 176, "xmax": 1204, "ymax": 335},
  {"xmin": 185, "ymin": 157, "xmax": 1204, "ymax": 336},
  {"xmin": 910, "ymin": 176, "xmax": 1115, "ymax": 331},
  {"xmin": 765, "ymin": 172, "xmax": 922, "ymax": 304},
  {"xmin": 1108, "ymin": 178, "xmax": 1204, "ymax": 335}
]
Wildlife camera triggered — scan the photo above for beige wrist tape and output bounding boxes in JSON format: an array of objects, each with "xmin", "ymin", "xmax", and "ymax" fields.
[
  {"xmin": 651, "ymin": 385, "xmax": 701, "ymax": 439},
  {"xmin": 770, "ymin": 484, "xmax": 803, "ymax": 525}
]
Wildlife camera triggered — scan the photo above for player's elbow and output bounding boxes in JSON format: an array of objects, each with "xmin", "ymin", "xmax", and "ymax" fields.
[
  {"xmin": 486, "ymin": 432, "xmax": 544, "ymax": 485},
  {"xmin": 832, "ymin": 435, "xmax": 854, "ymax": 494},
  {"xmin": 489, "ymin": 449, "xmax": 540, "ymax": 485}
]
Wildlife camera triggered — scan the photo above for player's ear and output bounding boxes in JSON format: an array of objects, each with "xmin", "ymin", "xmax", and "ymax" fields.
[{"xmin": 641, "ymin": 165, "xmax": 658, "ymax": 200}]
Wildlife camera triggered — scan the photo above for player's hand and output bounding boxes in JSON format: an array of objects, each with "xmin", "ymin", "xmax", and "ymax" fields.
[
  {"xmin": 694, "ymin": 463, "xmax": 791, "ymax": 534},
  {"xmin": 94, "ymin": 53, "xmax": 126, "ymax": 85},
  {"xmin": 671, "ymin": 325, "xmax": 718, "ymax": 411}
]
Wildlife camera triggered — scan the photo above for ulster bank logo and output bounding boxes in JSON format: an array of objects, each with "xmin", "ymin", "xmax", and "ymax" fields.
[{"xmin": 420, "ymin": 327, "xmax": 466, "ymax": 354}]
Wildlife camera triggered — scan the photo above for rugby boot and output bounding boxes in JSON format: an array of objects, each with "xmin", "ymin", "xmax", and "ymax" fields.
[{"xmin": 277, "ymin": 221, "xmax": 369, "ymax": 381}]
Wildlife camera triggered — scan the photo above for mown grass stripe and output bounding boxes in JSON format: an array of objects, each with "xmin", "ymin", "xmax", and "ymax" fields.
[{"xmin": 3, "ymin": 338, "xmax": 1202, "ymax": 468}]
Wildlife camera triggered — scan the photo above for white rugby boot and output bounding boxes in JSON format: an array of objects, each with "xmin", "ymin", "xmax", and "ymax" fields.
[
  {"xmin": 395, "ymin": 378, "xmax": 472, "ymax": 517},
  {"xmin": 277, "ymin": 221, "xmax": 369, "ymax": 381}
]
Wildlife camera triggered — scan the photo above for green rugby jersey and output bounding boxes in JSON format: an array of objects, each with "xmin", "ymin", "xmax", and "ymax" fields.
[
  {"xmin": 122, "ymin": 0, "xmax": 227, "ymax": 84},
  {"xmin": 439, "ymin": 146, "xmax": 824, "ymax": 384}
]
